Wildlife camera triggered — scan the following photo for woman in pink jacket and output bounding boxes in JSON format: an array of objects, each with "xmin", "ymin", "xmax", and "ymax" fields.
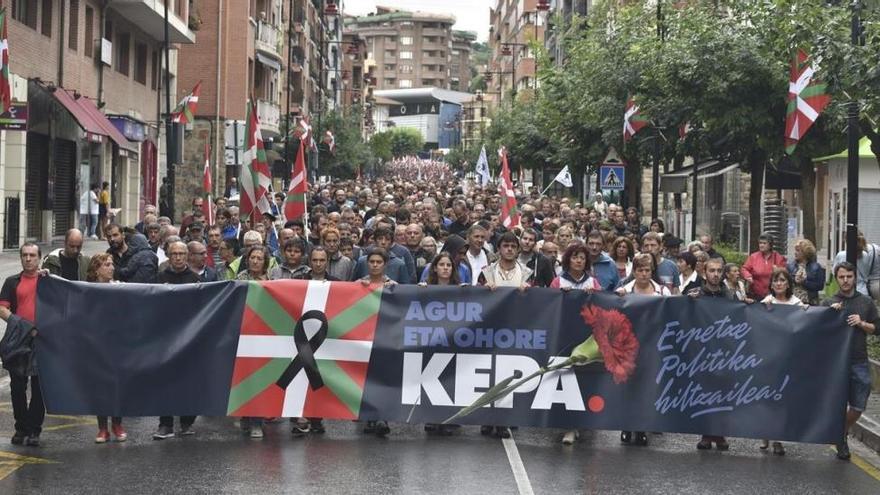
[{"xmin": 741, "ymin": 234, "xmax": 787, "ymax": 299}]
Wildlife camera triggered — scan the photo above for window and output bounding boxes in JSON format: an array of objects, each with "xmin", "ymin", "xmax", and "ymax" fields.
[
  {"xmin": 151, "ymin": 50, "xmax": 159, "ymax": 90},
  {"xmin": 384, "ymin": 50, "xmax": 396, "ymax": 59},
  {"xmin": 400, "ymin": 21, "xmax": 413, "ymax": 26},
  {"xmin": 451, "ymin": 49, "xmax": 460, "ymax": 56},
  {"xmin": 84, "ymin": 7, "xmax": 94, "ymax": 57},
  {"xmin": 400, "ymin": 64, "xmax": 413, "ymax": 73},
  {"xmin": 383, "ymin": 64, "xmax": 395, "ymax": 71},
  {"xmin": 399, "ymin": 79, "xmax": 412, "ymax": 88},
  {"xmin": 69, "ymin": 0, "xmax": 80, "ymax": 50},
  {"xmin": 116, "ymin": 33, "xmax": 130, "ymax": 76},
  {"xmin": 399, "ymin": 51, "xmax": 412, "ymax": 59},
  {"xmin": 13, "ymin": 0, "xmax": 38, "ymax": 29},
  {"xmin": 104, "ymin": 19, "xmax": 113, "ymax": 43},
  {"xmin": 400, "ymin": 36, "xmax": 413, "ymax": 45},
  {"xmin": 384, "ymin": 78, "xmax": 395, "ymax": 86},
  {"xmin": 41, "ymin": 0, "xmax": 52, "ymax": 37},
  {"xmin": 134, "ymin": 43, "xmax": 148, "ymax": 84}
]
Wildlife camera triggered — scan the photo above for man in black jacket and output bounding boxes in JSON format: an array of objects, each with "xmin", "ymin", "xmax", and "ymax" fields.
[
  {"xmin": 154, "ymin": 241, "xmax": 200, "ymax": 439},
  {"xmin": 106, "ymin": 225, "xmax": 158, "ymax": 283},
  {"xmin": 519, "ymin": 228, "xmax": 554, "ymax": 287}
]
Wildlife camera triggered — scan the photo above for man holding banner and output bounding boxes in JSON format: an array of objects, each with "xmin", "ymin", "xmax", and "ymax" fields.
[{"xmin": 823, "ymin": 261, "xmax": 877, "ymax": 461}]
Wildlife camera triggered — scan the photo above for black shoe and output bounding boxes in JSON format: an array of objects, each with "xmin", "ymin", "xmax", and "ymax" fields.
[
  {"xmin": 620, "ymin": 431, "xmax": 632, "ymax": 444},
  {"xmin": 438, "ymin": 424, "xmax": 456, "ymax": 436},
  {"xmin": 424, "ymin": 424, "xmax": 438, "ymax": 433},
  {"xmin": 291, "ymin": 421, "xmax": 311, "ymax": 437},
  {"xmin": 152, "ymin": 426, "xmax": 175, "ymax": 440},
  {"xmin": 696, "ymin": 437, "xmax": 713, "ymax": 450},
  {"xmin": 11, "ymin": 432, "xmax": 25, "ymax": 445},
  {"xmin": 363, "ymin": 421, "xmax": 376, "ymax": 434},
  {"xmin": 837, "ymin": 439, "xmax": 851, "ymax": 460},
  {"xmin": 634, "ymin": 432, "xmax": 648, "ymax": 446},
  {"xmin": 374, "ymin": 420, "xmax": 390, "ymax": 437},
  {"xmin": 24, "ymin": 435, "xmax": 40, "ymax": 447},
  {"xmin": 178, "ymin": 425, "xmax": 195, "ymax": 436},
  {"xmin": 715, "ymin": 438, "xmax": 730, "ymax": 451},
  {"xmin": 480, "ymin": 425, "xmax": 494, "ymax": 436},
  {"xmin": 309, "ymin": 419, "xmax": 325, "ymax": 434},
  {"xmin": 495, "ymin": 427, "xmax": 511, "ymax": 439}
]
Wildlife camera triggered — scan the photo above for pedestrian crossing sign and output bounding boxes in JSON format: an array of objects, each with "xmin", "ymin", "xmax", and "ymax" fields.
[{"xmin": 600, "ymin": 165, "xmax": 625, "ymax": 191}]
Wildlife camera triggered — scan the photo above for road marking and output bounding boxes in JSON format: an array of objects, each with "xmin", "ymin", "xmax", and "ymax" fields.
[
  {"xmin": 830, "ymin": 446, "xmax": 880, "ymax": 483},
  {"xmin": 0, "ymin": 451, "xmax": 56, "ymax": 481},
  {"xmin": 0, "ymin": 376, "xmax": 9, "ymax": 389},
  {"xmin": 502, "ymin": 434, "xmax": 535, "ymax": 495}
]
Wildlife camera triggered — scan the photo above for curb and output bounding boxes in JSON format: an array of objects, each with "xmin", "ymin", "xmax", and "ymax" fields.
[{"xmin": 853, "ymin": 359, "xmax": 880, "ymax": 453}]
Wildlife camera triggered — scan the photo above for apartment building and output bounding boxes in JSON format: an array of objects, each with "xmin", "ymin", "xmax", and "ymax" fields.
[
  {"xmin": 451, "ymin": 31, "xmax": 475, "ymax": 92},
  {"xmin": 545, "ymin": 0, "xmax": 592, "ymax": 66},
  {"xmin": 346, "ymin": 7, "xmax": 473, "ymax": 92},
  {"xmin": 176, "ymin": 0, "xmax": 363, "ymax": 210},
  {"xmin": 0, "ymin": 0, "xmax": 194, "ymax": 247},
  {"xmin": 488, "ymin": 0, "xmax": 549, "ymax": 105}
]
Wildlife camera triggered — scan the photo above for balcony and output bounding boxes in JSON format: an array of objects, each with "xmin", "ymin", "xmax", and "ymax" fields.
[
  {"xmin": 422, "ymin": 27, "xmax": 447, "ymax": 37},
  {"xmin": 110, "ymin": 0, "xmax": 195, "ymax": 43},
  {"xmin": 255, "ymin": 21, "xmax": 283, "ymax": 60},
  {"xmin": 258, "ymin": 100, "xmax": 281, "ymax": 137}
]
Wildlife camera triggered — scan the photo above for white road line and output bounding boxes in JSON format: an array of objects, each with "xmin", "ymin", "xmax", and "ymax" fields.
[
  {"xmin": 0, "ymin": 375, "xmax": 9, "ymax": 388},
  {"xmin": 502, "ymin": 434, "xmax": 535, "ymax": 495}
]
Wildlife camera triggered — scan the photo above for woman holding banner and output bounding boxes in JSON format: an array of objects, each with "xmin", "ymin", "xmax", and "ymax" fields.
[
  {"xmin": 760, "ymin": 268, "xmax": 808, "ymax": 456},
  {"xmin": 360, "ymin": 248, "xmax": 395, "ymax": 436},
  {"xmin": 616, "ymin": 254, "xmax": 671, "ymax": 446},
  {"xmin": 86, "ymin": 254, "xmax": 127, "ymax": 444},
  {"xmin": 420, "ymin": 252, "xmax": 465, "ymax": 436},
  {"xmin": 236, "ymin": 245, "xmax": 271, "ymax": 439}
]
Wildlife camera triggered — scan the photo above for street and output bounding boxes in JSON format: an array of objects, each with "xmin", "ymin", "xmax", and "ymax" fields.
[{"xmin": 0, "ymin": 241, "xmax": 877, "ymax": 494}]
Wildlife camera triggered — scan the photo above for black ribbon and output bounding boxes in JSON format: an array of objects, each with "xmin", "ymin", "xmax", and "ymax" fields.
[{"xmin": 276, "ymin": 310, "xmax": 328, "ymax": 391}]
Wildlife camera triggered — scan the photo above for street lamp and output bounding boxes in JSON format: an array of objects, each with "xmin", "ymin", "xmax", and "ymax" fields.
[{"xmin": 499, "ymin": 42, "xmax": 526, "ymax": 98}]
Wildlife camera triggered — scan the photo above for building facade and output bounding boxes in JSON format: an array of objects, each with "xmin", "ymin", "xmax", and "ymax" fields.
[
  {"xmin": 544, "ymin": 0, "xmax": 592, "ymax": 67},
  {"xmin": 372, "ymin": 88, "xmax": 471, "ymax": 150},
  {"xmin": 177, "ymin": 0, "xmax": 343, "ymax": 215},
  {"xmin": 1, "ymin": 0, "xmax": 194, "ymax": 247},
  {"xmin": 488, "ymin": 0, "xmax": 549, "ymax": 105},
  {"xmin": 346, "ymin": 7, "xmax": 472, "ymax": 92}
]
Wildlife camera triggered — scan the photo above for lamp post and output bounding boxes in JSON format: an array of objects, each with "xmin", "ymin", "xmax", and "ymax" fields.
[
  {"xmin": 846, "ymin": 1, "xmax": 863, "ymax": 265},
  {"xmin": 500, "ymin": 42, "xmax": 526, "ymax": 99}
]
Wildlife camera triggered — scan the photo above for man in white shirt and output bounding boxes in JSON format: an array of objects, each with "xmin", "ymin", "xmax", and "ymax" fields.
[
  {"xmin": 465, "ymin": 224, "xmax": 491, "ymax": 286},
  {"xmin": 79, "ymin": 185, "xmax": 99, "ymax": 240}
]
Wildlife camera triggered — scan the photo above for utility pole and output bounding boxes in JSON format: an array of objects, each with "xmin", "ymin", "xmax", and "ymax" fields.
[
  {"xmin": 846, "ymin": 1, "xmax": 863, "ymax": 264},
  {"xmin": 651, "ymin": 0, "xmax": 664, "ymax": 220},
  {"xmin": 164, "ymin": 0, "xmax": 175, "ymax": 221}
]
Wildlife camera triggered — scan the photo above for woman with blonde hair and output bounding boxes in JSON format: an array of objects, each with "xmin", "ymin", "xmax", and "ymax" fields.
[{"xmin": 787, "ymin": 239, "xmax": 825, "ymax": 305}]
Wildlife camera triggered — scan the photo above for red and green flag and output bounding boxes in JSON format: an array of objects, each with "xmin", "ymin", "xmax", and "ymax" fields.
[
  {"xmin": 240, "ymin": 99, "xmax": 273, "ymax": 221},
  {"xmin": 785, "ymin": 49, "xmax": 831, "ymax": 155},
  {"xmin": 498, "ymin": 147, "xmax": 520, "ymax": 229},
  {"xmin": 202, "ymin": 143, "xmax": 214, "ymax": 226},
  {"xmin": 227, "ymin": 280, "xmax": 382, "ymax": 419},
  {"xmin": 0, "ymin": 8, "xmax": 11, "ymax": 115},
  {"xmin": 284, "ymin": 140, "xmax": 308, "ymax": 221},
  {"xmin": 623, "ymin": 97, "xmax": 649, "ymax": 143},
  {"xmin": 171, "ymin": 81, "xmax": 201, "ymax": 125}
]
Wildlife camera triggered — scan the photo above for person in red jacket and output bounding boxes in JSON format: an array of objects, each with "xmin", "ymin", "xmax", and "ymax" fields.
[{"xmin": 741, "ymin": 233, "xmax": 787, "ymax": 299}]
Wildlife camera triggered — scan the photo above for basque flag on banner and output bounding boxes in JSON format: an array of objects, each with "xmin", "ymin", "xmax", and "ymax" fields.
[{"xmin": 227, "ymin": 280, "xmax": 382, "ymax": 419}]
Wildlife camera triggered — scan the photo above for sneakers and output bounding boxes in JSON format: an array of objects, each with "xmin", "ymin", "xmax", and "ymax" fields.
[
  {"xmin": 112, "ymin": 424, "xmax": 128, "ymax": 442},
  {"xmin": 291, "ymin": 420, "xmax": 311, "ymax": 437},
  {"xmin": 249, "ymin": 427, "xmax": 264, "ymax": 439},
  {"xmin": 11, "ymin": 432, "xmax": 25, "ymax": 445},
  {"xmin": 837, "ymin": 439, "xmax": 851, "ymax": 460},
  {"xmin": 24, "ymin": 435, "xmax": 40, "ymax": 447},
  {"xmin": 178, "ymin": 425, "xmax": 196, "ymax": 437},
  {"xmin": 374, "ymin": 420, "xmax": 391, "ymax": 437},
  {"xmin": 152, "ymin": 426, "xmax": 175, "ymax": 440},
  {"xmin": 310, "ymin": 419, "xmax": 326, "ymax": 434},
  {"xmin": 95, "ymin": 429, "xmax": 110, "ymax": 444},
  {"xmin": 561, "ymin": 430, "xmax": 579, "ymax": 445}
]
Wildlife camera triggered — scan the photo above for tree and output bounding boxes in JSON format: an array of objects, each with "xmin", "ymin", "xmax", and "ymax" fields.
[
  {"xmin": 370, "ymin": 127, "xmax": 425, "ymax": 160},
  {"xmin": 313, "ymin": 107, "xmax": 373, "ymax": 179}
]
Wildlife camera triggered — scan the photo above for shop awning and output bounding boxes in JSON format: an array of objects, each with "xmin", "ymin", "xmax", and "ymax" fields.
[
  {"xmin": 53, "ymin": 88, "xmax": 138, "ymax": 153},
  {"xmin": 52, "ymin": 88, "xmax": 108, "ymax": 143},
  {"xmin": 659, "ymin": 160, "xmax": 740, "ymax": 193},
  {"xmin": 256, "ymin": 53, "xmax": 282, "ymax": 71}
]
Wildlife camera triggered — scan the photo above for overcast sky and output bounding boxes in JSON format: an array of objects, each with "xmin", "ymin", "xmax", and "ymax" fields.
[{"xmin": 345, "ymin": 0, "xmax": 491, "ymax": 42}]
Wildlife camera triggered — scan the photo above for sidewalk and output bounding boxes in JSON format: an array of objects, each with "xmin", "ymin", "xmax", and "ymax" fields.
[
  {"xmin": 0, "ymin": 238, "xmax": 108, "ymax": 281},
  {"xmin": 851, "ymin": 360, "xmax": 880, "ymax": 453}
]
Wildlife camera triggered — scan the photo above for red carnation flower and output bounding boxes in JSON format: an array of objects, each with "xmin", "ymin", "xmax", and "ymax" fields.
[{"xmin": 580, "ymin": 305, "xmax": 640, "ymax": 384}]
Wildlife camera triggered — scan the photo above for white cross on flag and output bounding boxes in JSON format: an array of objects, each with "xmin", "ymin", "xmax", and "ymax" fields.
[{"xmin": 784, "ymin": 49, "xmax": 830, "ymax": 155}]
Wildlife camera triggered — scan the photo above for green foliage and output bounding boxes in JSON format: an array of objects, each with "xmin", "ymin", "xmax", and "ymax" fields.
[
  {"xmin": 714, "ymin": 242, "xmax": 748, "ymax": 267},
  {"xmin": 314, "ymin": 107, "xmax": 373, "ymax": 179},
  {"xmin": 369, "ymin": 127, "xmax": 425, "ymax": 160}
]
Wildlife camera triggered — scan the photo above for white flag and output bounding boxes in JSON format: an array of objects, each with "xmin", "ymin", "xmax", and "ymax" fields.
[
  {"xmin": 553, "ymin": 165, "xmax": 574, "ymax": 188},
  {"xmin": 475, "ymin": 145, "xmax": 490, "ymax": 187}
]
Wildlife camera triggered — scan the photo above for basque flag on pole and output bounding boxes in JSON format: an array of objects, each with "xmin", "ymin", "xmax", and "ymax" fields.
[{"xmin": 284, "ymin": 140, "xmax": 308, "ymax": 221}]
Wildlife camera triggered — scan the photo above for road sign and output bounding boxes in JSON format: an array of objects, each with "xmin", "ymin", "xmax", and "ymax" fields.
[{"xmin": 600, "ymin": 165, "xmax": 625, "ymax": 191}]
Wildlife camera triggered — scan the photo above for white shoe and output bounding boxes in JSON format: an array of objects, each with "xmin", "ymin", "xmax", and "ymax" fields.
[{"xmin": 562, "ymin": 430, "xmax": 579, "ymax": 445}]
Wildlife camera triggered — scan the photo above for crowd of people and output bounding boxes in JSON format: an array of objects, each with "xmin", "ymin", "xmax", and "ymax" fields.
[{"xmin": 0, "ymin": 174, "xmax": 874, "ymax": 462}]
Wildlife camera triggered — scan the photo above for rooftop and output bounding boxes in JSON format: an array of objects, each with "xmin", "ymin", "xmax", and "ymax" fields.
[
  {"xmin": 374, "ymin": 88, "xmax": 475, "ymax": 105},
  {"xmin": 350, "ymin": 7, "xmax": 456, "ymax": 26}
]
